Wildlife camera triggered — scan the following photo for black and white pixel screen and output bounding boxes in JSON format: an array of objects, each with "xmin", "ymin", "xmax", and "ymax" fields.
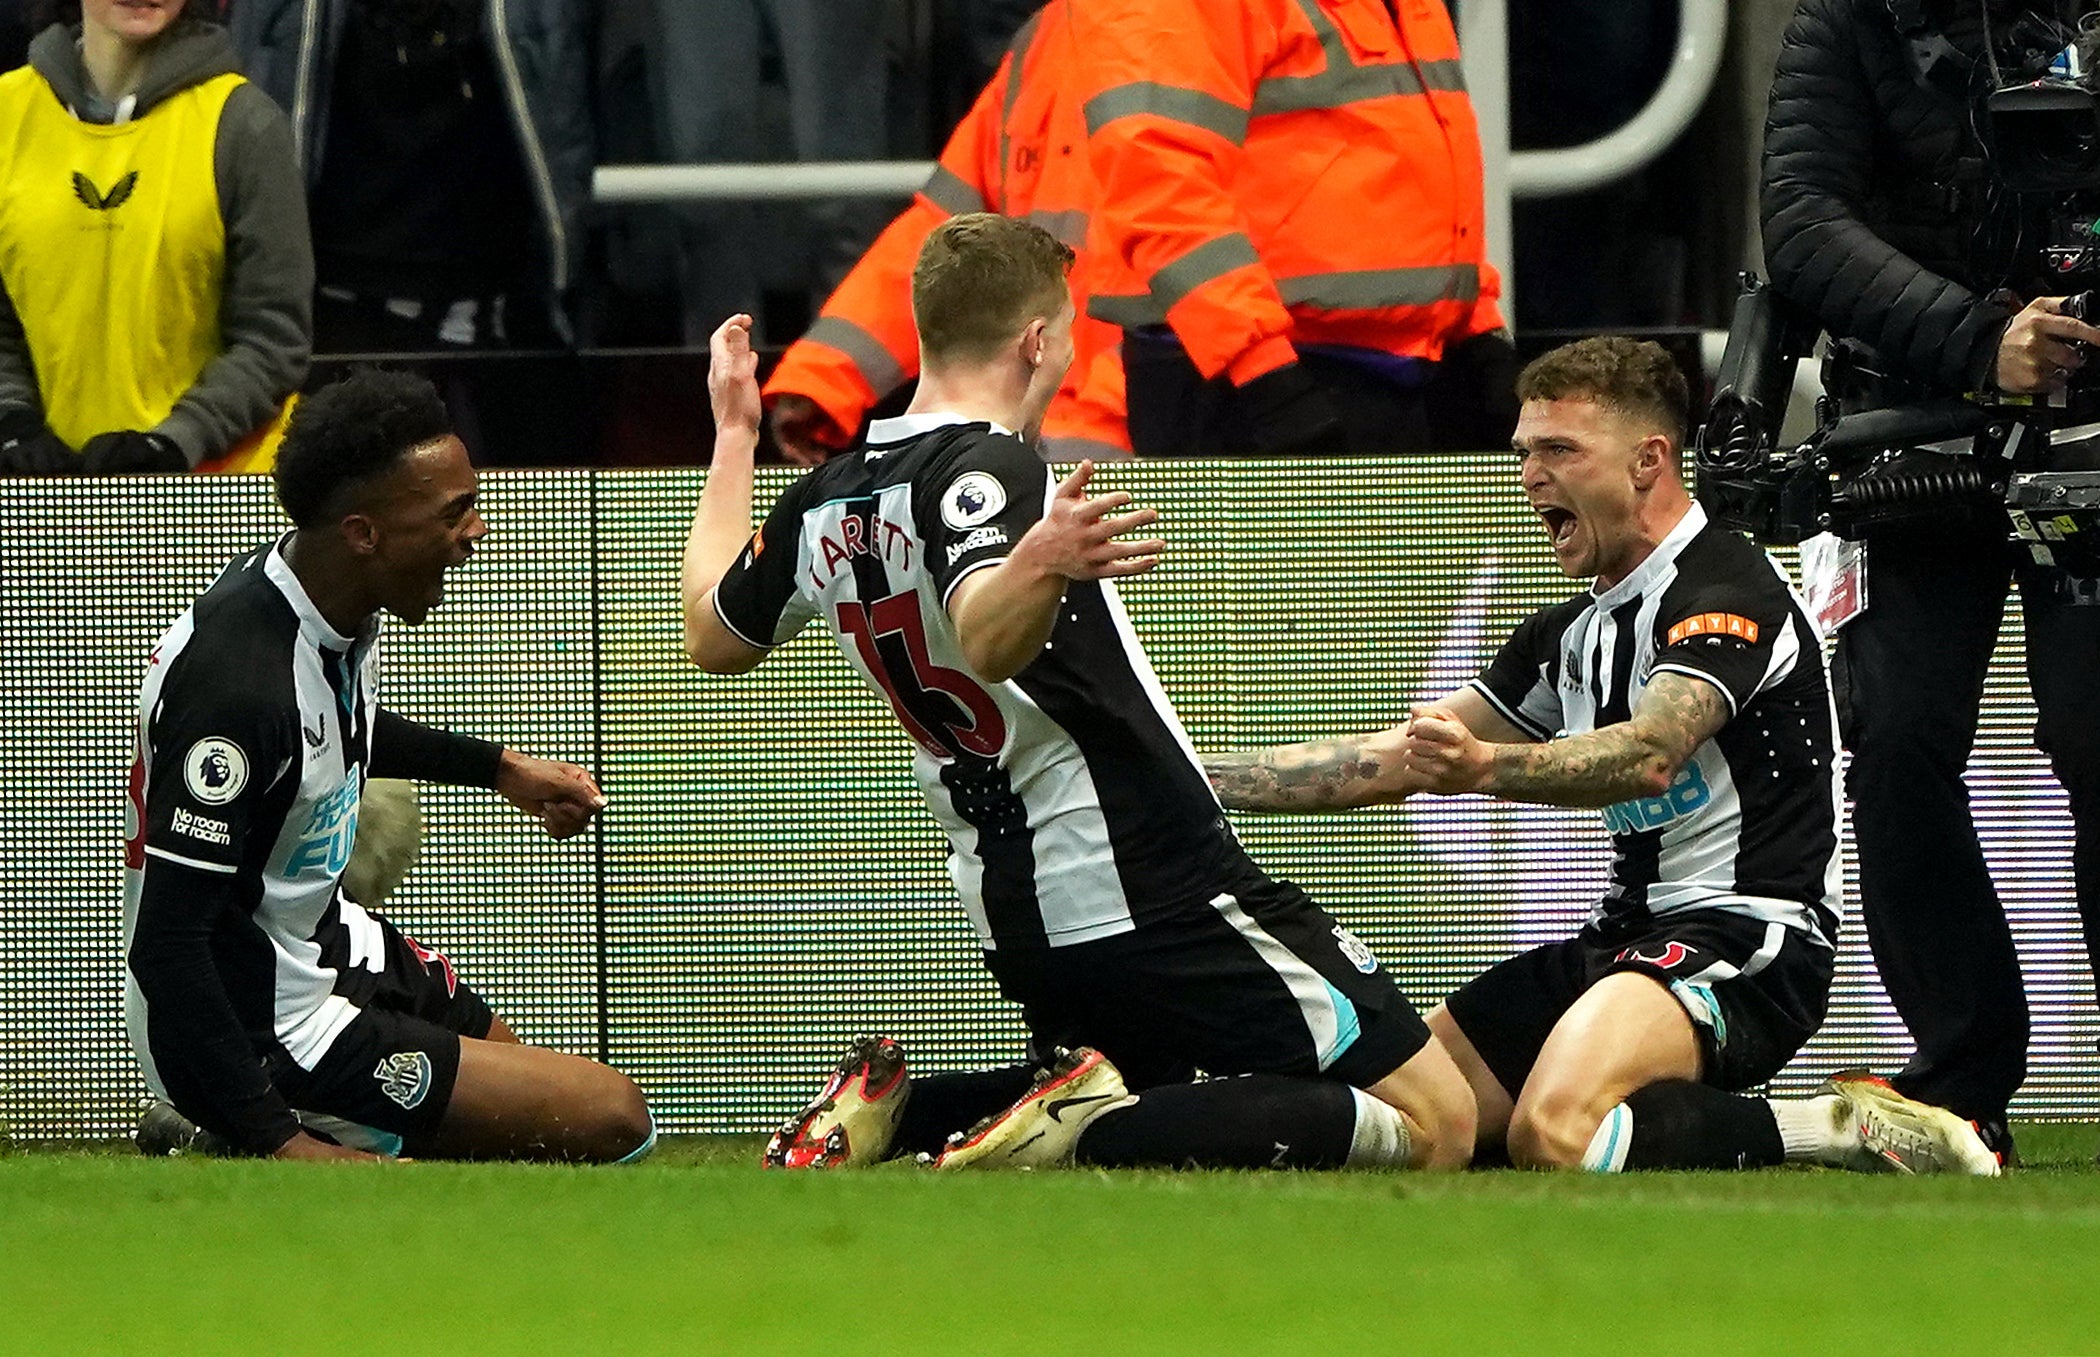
[{"xmin": 0, "ymin": 461, "xmax": 2091, "ymax": 1137}]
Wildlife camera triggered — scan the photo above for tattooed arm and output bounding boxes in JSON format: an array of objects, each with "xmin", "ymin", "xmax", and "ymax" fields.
[
  {"xmin": 1204, "ymin": 729, "xmax": 1412, "ymax": 812},
  {"xmin": 1205, "ymin": 689, "xmax": 1531, "ymax": 812},
  {"xmin": 1404, "ymin": 671, "xmax": 1730, "ymax": 808}
]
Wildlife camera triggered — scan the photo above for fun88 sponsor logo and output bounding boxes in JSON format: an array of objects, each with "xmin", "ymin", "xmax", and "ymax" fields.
[
  {"xmin": 287, "ymin": 771, "xmax": 362, "ymax": 877},
  {"xmin": 1602, "ymin": 759, "xmax": 1712, "ymax": 835}
]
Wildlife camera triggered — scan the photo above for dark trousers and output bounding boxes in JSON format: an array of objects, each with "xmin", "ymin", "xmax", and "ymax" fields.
[{"xmin": 1835, "ymin": 521, "xmax": 2100, "ymax": 1121}]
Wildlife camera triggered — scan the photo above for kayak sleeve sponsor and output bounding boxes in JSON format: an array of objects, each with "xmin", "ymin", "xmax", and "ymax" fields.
[
  {"xmin": 1665, "ymin": 612, "xmax": 1759, "ymax": 646},
  {"xmin": 1652, "ymin": 583, "xmax": 1790, "ymax": 716}
]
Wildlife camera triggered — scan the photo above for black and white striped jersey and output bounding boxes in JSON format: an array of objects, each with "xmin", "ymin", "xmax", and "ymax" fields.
[
  {"xmin": 713, "ymin": 413, "xmax": 1245, "ymax": 950},
  {"xmin": 122, "ymin": 538, "xmax": 497, "ymax": 1150},
  {"xmin": 1468, "ymin": 504, "xmax": 1843, "ymax": 944}
]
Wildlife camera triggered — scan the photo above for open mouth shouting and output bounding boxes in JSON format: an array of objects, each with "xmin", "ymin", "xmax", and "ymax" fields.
[{"xmin": 1538, "ymin": 505, "xmax": 1578, "ymax": 551}]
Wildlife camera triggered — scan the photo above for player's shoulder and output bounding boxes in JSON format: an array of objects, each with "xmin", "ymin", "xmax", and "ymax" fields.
[
  {"xmin": 171, "ymin": 548, "xmax": 303, "ymax": 698},
  {"xmin": 1663, "ymin": 521, "xmax": 1793, "ymax": 610},
  {"xmin": 191, "ymin": 544, "xmax": 294, "ymax": 624},
  {"xmin": 1679, "ymin": 518, "xmax": 1777, "ymax": 571},
  {"xmin": 876, "ymin": 420, "xmax": 1040, "ymax": 479},
  {"xmin": 857, "ymin": 419, "xmax": 1046, "ymax": 528}
]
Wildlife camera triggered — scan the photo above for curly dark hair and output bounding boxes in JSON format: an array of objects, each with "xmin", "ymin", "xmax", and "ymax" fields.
[{"xmin": 274, "ymin": 369, "xmax": 455, "ymax": 528}]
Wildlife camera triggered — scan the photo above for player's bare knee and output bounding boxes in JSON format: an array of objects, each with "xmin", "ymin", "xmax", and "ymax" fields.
[
  {"xmin": 577, "ymin": 1070, "xmax": 652, "ymax": 1162},
  {"xmin": 1506, "ymin": 1094, "xmax": 1601, "ymax": 1171}
]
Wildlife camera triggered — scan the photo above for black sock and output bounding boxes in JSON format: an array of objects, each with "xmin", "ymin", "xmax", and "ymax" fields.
[
  {"xmin": 1613, "ymin": 1080, "xmax": 1784, "ymax": 1170},
  {"xmin": 1073, "ymin": 1075, "xmax": 1359, "ymax": 1169},
  {"xmin": 889, "ymin": 1066, "xmax": 1037, "ymax": 1160}
]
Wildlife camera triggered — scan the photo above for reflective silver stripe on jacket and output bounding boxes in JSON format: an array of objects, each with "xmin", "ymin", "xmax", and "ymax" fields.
[
  {"xmin": 1026, "ymin": 207, "xmax": 1089, "ymax": 247},
  {"xmin": 921, "ymin": 164, "xmax": 990, "ymax": 216},
  {"xmin": 1092, "ymin": 259, "xmax": 1478, "ymax": 326},
  {"xmin": 997, "ymin": 8, "xmax": 1044, "ymax": 203},
  {"xmin": 1084, "ymin": 82, "xmax": 1249, "ymax": 144},
  {"xmin": 1085, "ymin": 0, "xmax": 1467, "ymax": 142},
  {"xmin": 487, "ymin": 0, "xmax": 568, "ymax": 294},
  {"xmin": 805, "ymin": 316, "xmax": 905, "ymax": 396},
  {"xmin": 1277, "ymin": 263, "xmax": 1478, "ymax": 311},
  {"xmin": 290, "ymin": 0, "xmax": 322, "ymax": 167}
]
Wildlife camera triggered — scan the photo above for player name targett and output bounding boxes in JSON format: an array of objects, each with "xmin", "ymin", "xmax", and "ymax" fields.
[{"xmin": 809, "ymin": 512, "xmax": 916, "ymax": 589}]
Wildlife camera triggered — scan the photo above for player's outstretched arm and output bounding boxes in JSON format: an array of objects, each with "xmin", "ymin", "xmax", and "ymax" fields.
[
  {"xmin": 681, "ymin": 314, "xmax": 772, "ymax": 673},
  {"xmin": 1408, "ymin": 671, "xmax": 1728, "ymax": 808},
  {"xmin": 1204, "ymin": 726, "xmax": 1415, "ymax": 812},
  {"xmin": 1205, "ymin": 689, "xmax": 1526, "ymax": 811},
  {"xmin": 948, "ymin": 460, "xmax": 1163, "ymax": 683}
]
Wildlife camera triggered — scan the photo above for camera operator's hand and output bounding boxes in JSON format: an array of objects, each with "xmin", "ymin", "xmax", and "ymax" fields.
[{"xmin": 1993, "ymin": 296, "xmax": 2100, "ymax": 395}]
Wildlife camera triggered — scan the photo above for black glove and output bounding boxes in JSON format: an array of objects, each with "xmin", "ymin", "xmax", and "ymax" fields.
[
  {"xmin": 0, "ymin": 406, "xmax": 78, "ymax": 475},
  {"xmin": 1428, "ymin": 329, "xmax": 1523, "ymax": 450},
  {"xmin": 80, "ymin": 430, "xmax": 189, "ymax": 475},
  {"xmin": 1232, "ymin": 361, "xmax": 1346, "ymax": 456}
]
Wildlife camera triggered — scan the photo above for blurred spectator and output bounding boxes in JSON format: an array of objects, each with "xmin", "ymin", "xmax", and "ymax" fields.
[
  {"xmin": 927, "ymin": 0, "xmax": 1040, "ymax": 131},
  {"xmin": 228, "ymin": 0, "xmax": 592, "ymax": 465},
  {"xmin": 1, "ymin": 0, "xmax": 30, "ymax": 70},
  {"xmin": 1070, "ymin": 0, "xmax": 1515, "ymax": 456},
  {"xmin": 654, "ymin": 0, "xmax": 889, "ymax": 344},
  {"xmin": 0, "ymin": 0, "xmax": 308, "ymax": 476},
  {"xmin": 764, "ymin": 0, "xmax": 1129, "ymax": 464}
]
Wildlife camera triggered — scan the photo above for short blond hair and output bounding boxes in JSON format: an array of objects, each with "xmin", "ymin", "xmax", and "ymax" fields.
[
  {"xmin": 1517, "ymin": 336, "xmax": 1690, "ymax": 448},
  {"xmin": 912, "ymin": 213, "xmax": 1074, "ymax": 366}
]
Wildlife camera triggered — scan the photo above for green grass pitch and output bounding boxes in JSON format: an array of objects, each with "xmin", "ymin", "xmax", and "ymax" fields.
[{"xmin": 5, "ymin": 1127, "xmax": 2098, "ymax": 1356}]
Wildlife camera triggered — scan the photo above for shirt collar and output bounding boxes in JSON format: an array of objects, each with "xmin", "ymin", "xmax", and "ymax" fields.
[
  {"xmin": 263, "ymin": 535, "xmax": 372, "ymax": 652},
  {"xmin": 865, "ymin": 412, "xmax": 1016, "ymax": 444},
  {"xmin": 1591, "ymin": 501, "xmax": 1707, "ymax": 607}
]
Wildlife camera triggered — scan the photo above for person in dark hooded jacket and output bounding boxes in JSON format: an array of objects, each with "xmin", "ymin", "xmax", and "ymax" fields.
[
  {"xmin": 1762, "ymin": 0, "xmax": 2100, "ymax": 1157},
  {"xmin": 0, "ymin": 0, "xmax": 311, "ymax": 475}
]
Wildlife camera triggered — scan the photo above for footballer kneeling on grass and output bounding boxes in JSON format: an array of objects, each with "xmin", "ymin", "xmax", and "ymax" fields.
[
  {"xmin": 683, "ymin": 215, "xmax": 1479, "ymax": 1173},
  {"xmin": 125, "ymin": 371, "xmax": 652, "ymax": 1164},
  {"xmin": 1205, "ymin": 338, "xmax": 2000, "ymax": 1176}
]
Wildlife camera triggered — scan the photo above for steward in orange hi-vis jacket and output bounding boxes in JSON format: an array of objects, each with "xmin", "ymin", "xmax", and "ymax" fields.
[
  {"xmin": 763, "ymin": 1, "xmax": 1128, "ymax": 464},
  {"xmin": 1073, "ymin": 0, "xmax": 1515, "ymax": 456}
]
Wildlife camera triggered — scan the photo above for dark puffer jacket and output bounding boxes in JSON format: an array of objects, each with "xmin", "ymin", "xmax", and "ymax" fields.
[{"xmin": 1762, "ymin": 0, "xmax": 2063, "ymax": 393}]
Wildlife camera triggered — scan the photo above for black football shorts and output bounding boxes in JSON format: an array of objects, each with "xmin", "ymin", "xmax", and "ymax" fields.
[
  {"xmin": 1443, "ymin": 909, "xmax": 1833, "ymax": 1099},
  {"xmin": 269, "ymin": 917, "xmax": 494, "ymax": 1154},
  {"xmin": 984, "ymin": 863, "xmax": 1432, "ymax": 1091}
]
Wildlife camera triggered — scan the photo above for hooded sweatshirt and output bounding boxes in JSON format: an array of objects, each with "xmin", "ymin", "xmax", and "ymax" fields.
[{"xmin": 0, "ymin": 19, "xmax": 311, "ymax": 470}]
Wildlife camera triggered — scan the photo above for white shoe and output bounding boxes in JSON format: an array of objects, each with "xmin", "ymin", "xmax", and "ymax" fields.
[
  {"xmin": 1822, "ymin": 1072, "xmax": 2002, "ymax": 1177},
  {"xmin": 762, "ymin": 1036, "xmax": 911, "ymax": 1169},
  {"xmin": 931, "ymin": 1047, "xmax": 1131, "ymax": 1170}
]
